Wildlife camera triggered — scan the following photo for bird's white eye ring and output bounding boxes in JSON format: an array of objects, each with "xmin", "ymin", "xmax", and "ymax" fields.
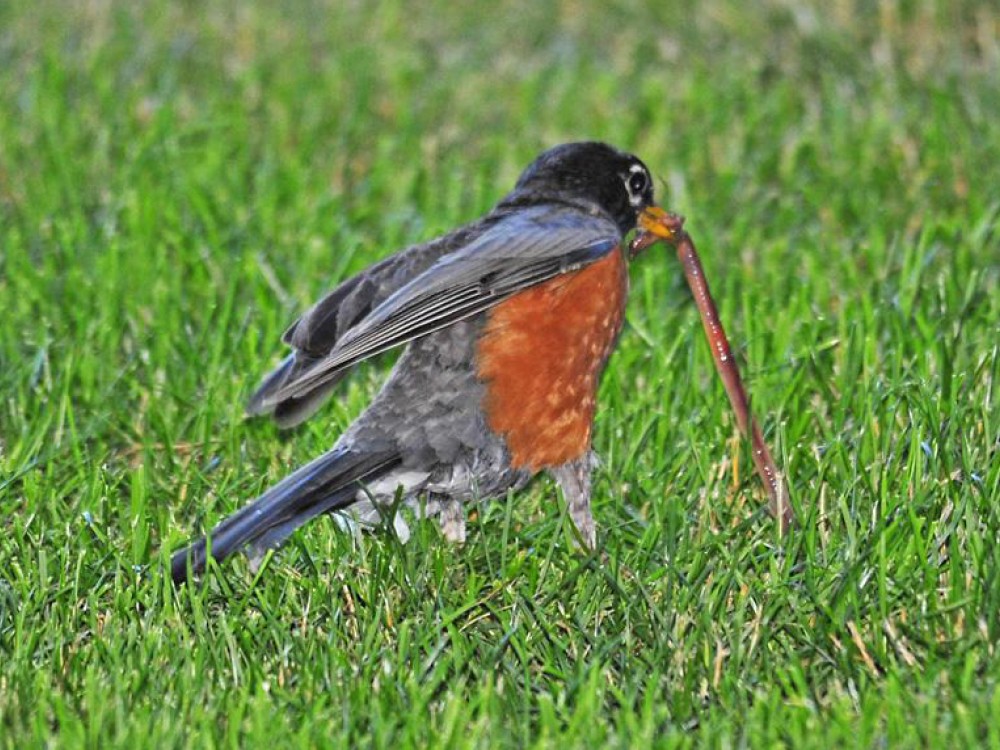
[
  {"xmin": 624, "ymin": 165, "xmax": 649, "ymax": 206},
  {"xmin": 628, "ymin": 171, "xmax": 647, "ymax": 195}
]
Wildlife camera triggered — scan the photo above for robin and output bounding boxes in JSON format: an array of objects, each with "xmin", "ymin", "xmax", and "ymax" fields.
[{"xmin": 170, "ymin": 141, "xmax": 675, "ymax": 584}]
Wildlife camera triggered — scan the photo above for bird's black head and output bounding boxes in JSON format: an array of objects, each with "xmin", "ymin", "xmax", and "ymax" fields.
[{"xmin": 507, "ymin": 142, "xmax": 656, "ymax": 234}]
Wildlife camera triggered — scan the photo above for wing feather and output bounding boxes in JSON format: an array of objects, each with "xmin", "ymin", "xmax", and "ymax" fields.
[{"xmin": 264, "ymin": 205, "xmax": 621, "ymax": 404}]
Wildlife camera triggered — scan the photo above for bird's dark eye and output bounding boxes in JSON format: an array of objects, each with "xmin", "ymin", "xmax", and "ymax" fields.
[{"xmin": 628, "ymin": 171, "xmax": 647, "ymax": 195}]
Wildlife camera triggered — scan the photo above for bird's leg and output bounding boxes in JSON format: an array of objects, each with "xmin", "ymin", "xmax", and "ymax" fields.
[
  {"xmin": 437, "ymin": 498, "xmax": 467, "ymax": 544},
  {"xmin": 550, "ymin": 454, "xmax": 597, "ymax": 549}
]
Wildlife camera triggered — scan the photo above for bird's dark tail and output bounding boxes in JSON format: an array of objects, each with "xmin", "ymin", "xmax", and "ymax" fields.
[{"xmin": 170, "ymin": 448, "xmax": 400, "ymax": 584}]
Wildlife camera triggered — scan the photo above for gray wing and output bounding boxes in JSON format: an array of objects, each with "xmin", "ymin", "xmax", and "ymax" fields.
[
  {"xmin": 246, "ymin": 225, "xmax": 484, "ymax": 426},
  {"xmin": 263, "ymin": 204, "xmax": 621, "ymax": 405}
]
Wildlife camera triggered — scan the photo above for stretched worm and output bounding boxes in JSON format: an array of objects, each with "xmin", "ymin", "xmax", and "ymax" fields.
[{"xmin": 631, "ymin": 208, "xmax": 794, "ymax": 532}]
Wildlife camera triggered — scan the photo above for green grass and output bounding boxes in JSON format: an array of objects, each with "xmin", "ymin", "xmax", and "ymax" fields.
[{"xmin": 2, "ymin": 0, "xmax": 999, "ymax": 746}]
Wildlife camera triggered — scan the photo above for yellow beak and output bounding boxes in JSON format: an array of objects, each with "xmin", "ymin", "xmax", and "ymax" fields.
[{"xmin": 638, "ymin": 206, "xmax": 681, "ymax": 240}]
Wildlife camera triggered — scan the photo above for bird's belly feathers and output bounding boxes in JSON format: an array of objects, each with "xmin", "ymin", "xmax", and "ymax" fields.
[{"xmin": 475, "ymin": 246, "xmax": 629, "ymax": 472}]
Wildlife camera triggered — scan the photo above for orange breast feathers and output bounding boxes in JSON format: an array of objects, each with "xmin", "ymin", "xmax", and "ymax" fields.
[{"xmin": 475, "ymin": 246, "xmax": 629, "ymax": 472}]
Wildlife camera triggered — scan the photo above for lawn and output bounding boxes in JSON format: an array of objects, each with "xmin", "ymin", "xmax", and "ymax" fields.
[{"xmin": 1, "ymin": 0, "xmax": 998, "ymax": 746}]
